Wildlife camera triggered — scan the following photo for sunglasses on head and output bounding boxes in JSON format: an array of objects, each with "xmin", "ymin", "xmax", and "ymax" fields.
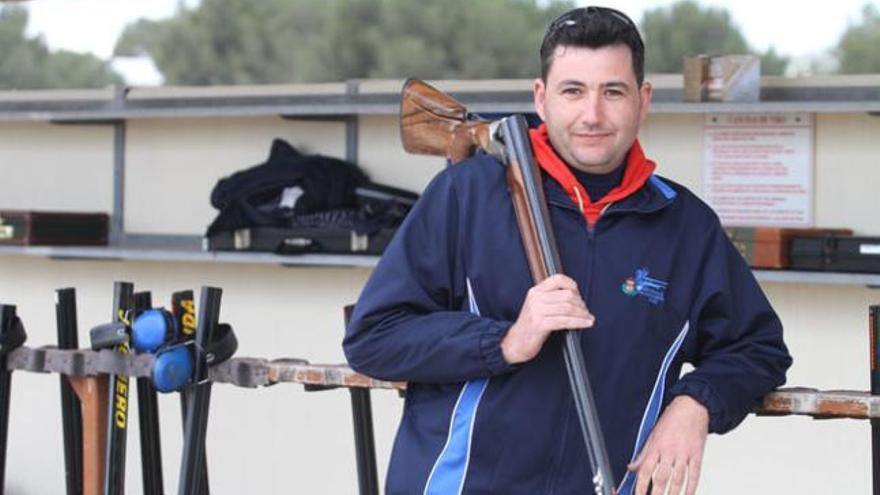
[{"xmin": 545, "ymin": 6, "xmax": 642, "ymax": 45}]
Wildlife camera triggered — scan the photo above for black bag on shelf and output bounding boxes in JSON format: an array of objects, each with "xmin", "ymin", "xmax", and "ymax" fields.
[
  {"xmin": 790, "ymin": 235, "xmax": 880, "ymax": 273},
  {"xmin": 205, "ymin": 138, "xmax": 418, "ymax": 255}
]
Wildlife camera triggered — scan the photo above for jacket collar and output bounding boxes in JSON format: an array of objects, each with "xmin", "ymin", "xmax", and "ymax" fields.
[
  {"xmin": 544, "ymin": 173, "xmax": 676, "ymax": 216},
  {"xmin": 529, "ymin": 123, "xmax": 672, "ymax": 224}
]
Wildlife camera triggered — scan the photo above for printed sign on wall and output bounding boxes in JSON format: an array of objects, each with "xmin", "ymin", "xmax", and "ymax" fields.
[{"xmin": 703, "ymin": 113, "xmax": 814, "ymax": 226}]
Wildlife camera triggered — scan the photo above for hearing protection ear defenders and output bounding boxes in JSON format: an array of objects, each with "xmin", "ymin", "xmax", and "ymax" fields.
[
  {"xmin": 132, "ymin": 309, "xmax": 237, "ymax": 393},
  {"xmin": 132, "ymin": 309, "xmax": 176, "ymax": 353}
]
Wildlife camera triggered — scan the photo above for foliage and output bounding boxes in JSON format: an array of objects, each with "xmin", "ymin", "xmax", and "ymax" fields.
[
  {"xmin": 113, "ymin": 0, "xmax": 574, "ymax": 85},
  {"xmin": 0, "ymin": 5, "xmax": 120, "ymax": 89},
  {"xmin": 641, "ymin": 1, "xmax": 788, "ymax": 76},
  {"xmin": 836, "ymin": 4, "xmax": 880, "ymax": 73}
]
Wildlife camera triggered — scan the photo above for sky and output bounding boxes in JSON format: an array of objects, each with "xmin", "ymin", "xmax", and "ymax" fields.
[{"xmin": 19, "ymin": 0, "xmax": 880, "ymax": 60}]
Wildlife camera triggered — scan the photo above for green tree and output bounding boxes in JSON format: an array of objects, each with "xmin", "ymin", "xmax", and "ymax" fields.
[
  {"xmin": 640, "ymin": 1, "xmax": 788, "ymax": 76},
  {"xmin": 759, "ymin": 46, "xmax": 790, "ymax": 76},
  {"xmin": 0, "ymin": 5, "xmax": 120, "ymax": 89},
  {"xmin": 114, "ymin": 0, "xmax": 573, "ymax": 85},
  {"xmin": 836, "ymin": 4, "xmax": 880, "ymax": 73}
]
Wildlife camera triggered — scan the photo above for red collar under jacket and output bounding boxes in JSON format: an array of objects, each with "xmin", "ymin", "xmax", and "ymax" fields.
[{"xmin": 528, "ymin": 123, "xmax": 656, "ymax": 227}]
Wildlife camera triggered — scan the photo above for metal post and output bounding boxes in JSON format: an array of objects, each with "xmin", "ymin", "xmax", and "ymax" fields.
[
  {"xmin": 345, "ymin": 80, "xmax": 360, "ymax": 165},
  {"xmin": 346, "ymin": 115, "xmax": 359, "ymax": 165},
  {"xmin": 110, "ymin": 86, "xmax": 127, "ymax": 246},
  {"xmin": 56, "ymin": 289, "xmax": 84, "ymax": 495},
  {"xmin": 344, "ymin": 305, "xmax": 380, "ymax": 495},
  {"xmin": 348, "ymin": 389, "xmax": 379, "ymax": 495},
  {"xmin": 177, "ymin": 287, "xmax": 222, "ymax": 495},
  {"xmin": 133, "ymin": 292, "xmax": 164, "ymax": 495}
]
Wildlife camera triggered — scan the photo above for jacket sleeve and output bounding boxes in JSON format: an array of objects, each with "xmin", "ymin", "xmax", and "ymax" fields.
[
  {"xmin": 668, "ymin": 219, "xmax": 793, "ymax": 434},
  {"xmin": 343, "ymin": 169, "xmax": 517, "ymax": 383}
]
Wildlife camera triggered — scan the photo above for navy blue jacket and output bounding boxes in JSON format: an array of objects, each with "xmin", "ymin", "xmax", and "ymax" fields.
[{"xmin": 344, "ymin": 151, "xmax": 792, "ymax": 494}]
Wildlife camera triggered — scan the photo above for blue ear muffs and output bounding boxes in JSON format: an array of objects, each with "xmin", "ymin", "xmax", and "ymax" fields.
[
  {"xmin": 132, "ymin": 308, "xmax": 238, "ymax": 393},
  {"xmin": 132, "ymin": 309, "xmax": 176, "ymax": 353},
  {"xmin": 152, "ymin": 344, "xmax": 195, "ymax": 393},
  {"xmin": 133, "ymin": 308, "xmax": 193, "ymax": 392}
]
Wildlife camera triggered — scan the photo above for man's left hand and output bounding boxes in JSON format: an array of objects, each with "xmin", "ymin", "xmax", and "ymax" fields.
[{"xmin": 628, "ymin": 395, "xmax": 709, "ymax": 495}]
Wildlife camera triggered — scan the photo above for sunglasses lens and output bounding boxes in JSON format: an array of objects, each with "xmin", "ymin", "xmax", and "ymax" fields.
[{"xmin": 547, "ymin": 7, "xmax": 639, "ymax": 39}]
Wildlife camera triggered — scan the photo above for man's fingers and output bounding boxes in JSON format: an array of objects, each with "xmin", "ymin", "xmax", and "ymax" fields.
[
  {"xmin": 668, "ymin": 461, "xmax": 687, "ymax": 495},
  {"xmin": 685, "ymin": 459, "xmax": 701, "ymax": 495},
  {"xmin": 634, "ymin": 471, "xmax": 651, "ymax": 495},
  {"xmin": 535, "ymin": 274, "xmax": 579, "ymax": 292},
  {"xmin": 539, "ymin": 300, "xmax": 592, "ymax": 319},
  {"xmin": 540, "ymin": 287, "xmax": 588, "ymax": 306},
  {"xmin": 541, "ymin": 315, "xmax": 594, "ymax": 332},
  {"xmin": 633, "ymin": 452, "xmax": 658, "ymax": 495},
  {"xmin": 628, "ymin": 448, "xmax": 646, "ymax": 471},
  {"xmin": 651, "ymin": 461, "xmax": 672, "ymax": 495}
]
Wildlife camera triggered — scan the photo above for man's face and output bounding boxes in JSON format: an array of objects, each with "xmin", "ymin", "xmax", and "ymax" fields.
[{"xmin": 534, "ymin": 44, "xmax": 652, "ymax": 174}]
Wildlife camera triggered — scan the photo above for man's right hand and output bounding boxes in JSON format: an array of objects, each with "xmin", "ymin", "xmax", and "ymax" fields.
[{"xmin": 501, "ymin": 274, "xmax": 595, "ymax": 364}]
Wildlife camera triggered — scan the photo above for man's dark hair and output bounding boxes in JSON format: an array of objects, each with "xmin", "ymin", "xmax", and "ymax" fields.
[{"xmin": 540, "ymin": 6, "xmax": 645, "ymax": 85}]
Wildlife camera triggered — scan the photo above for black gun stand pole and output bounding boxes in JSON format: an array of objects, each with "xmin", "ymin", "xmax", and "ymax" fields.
[{"xmin": 178, "ymin": 287, "xmax": 221, "ymax": 495}]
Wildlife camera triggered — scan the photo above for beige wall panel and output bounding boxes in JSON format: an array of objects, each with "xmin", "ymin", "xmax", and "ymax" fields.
[
  {"xmin": 0, "ymin": 122, "xmax": 113, "ymax": 211},
  {"xmin": 358, "ymin": 115, "xmax": 446, "ymax": 193},
  {"xmin": 815, "ymin": 113, "xmax": 880, "ymax": 234},
  {"xmin": 640, "ymin": 114, "xmax": 705, "ymax": 193},
  {"xmin": 124, "ymin": 117, "xmax": 346, "ymax": 234}
]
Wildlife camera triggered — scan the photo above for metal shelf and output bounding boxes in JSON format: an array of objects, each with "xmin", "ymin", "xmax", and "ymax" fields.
[
  {"xmin": 753, "ymin": 269, "xmax": 880, "ymax": 287},
  {"xmin": 2, "ymin": 79, "xmax": 880, "ymax": 122},
  {"xmin": 0, "ymin": 244, "xmax": 379, "ymax": 268},
  {"xmin": 2, "ymin": 244, "xmax": 879, "ymax": 284},
  {"xmin": 3, "ymin": 76, "xmax": 878, "ymax": 279}
]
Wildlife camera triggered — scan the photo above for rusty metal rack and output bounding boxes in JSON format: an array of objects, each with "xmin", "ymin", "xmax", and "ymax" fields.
[
  {"xmin": 3, "ymin": 345, "xmax": 402, "ymax": 495},
  {"xmin": 2, "ymin": 296, "xmax": 878, "ymax": 495},
  {"xmin": 3, "ymin": 343, "xmax": 878, "ymax": 495}
]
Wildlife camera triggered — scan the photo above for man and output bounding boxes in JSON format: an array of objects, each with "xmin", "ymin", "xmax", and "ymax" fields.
[{"xmin": 344, "ymin": 6, "xmax": 791, "ymax": 495}]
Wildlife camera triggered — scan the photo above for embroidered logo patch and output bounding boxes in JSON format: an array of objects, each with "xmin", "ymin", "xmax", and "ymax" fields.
[{"xmin": 620, "ymin": 268, "xmax": 668, "ymax": 305}]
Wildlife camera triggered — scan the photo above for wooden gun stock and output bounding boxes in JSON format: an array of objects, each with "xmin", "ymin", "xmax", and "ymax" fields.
[
  {"xmin": 69, "ymin": 376, "xmax": 109, "ymax": 495},
  {"xmin": 399, "ymin": 79, "xmax": 491, "ymax": 163}
]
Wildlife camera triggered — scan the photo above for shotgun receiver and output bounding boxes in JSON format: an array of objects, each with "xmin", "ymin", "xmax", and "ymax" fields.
[{"xmin": 400, "ymin": 79, "xmax": 615, "ymax": 495}]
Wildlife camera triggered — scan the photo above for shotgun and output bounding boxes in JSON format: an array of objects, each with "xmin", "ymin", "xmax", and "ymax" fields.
[
  {"xmin": 400, "ymin": 79, "xmax": 615, "ymax": 495},
  {"xmin": 68, "ymin": 375, "xmax": 109, "ymax": 495}
]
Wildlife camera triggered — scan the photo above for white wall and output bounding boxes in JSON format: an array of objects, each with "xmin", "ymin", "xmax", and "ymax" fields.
[
  {"xmin": 0, "ymin": 122, "xmax": 114, "ymax": 212},
  {"xmin": 1, "ymin": 93, "xmax": 879, "ymax": 493}
]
